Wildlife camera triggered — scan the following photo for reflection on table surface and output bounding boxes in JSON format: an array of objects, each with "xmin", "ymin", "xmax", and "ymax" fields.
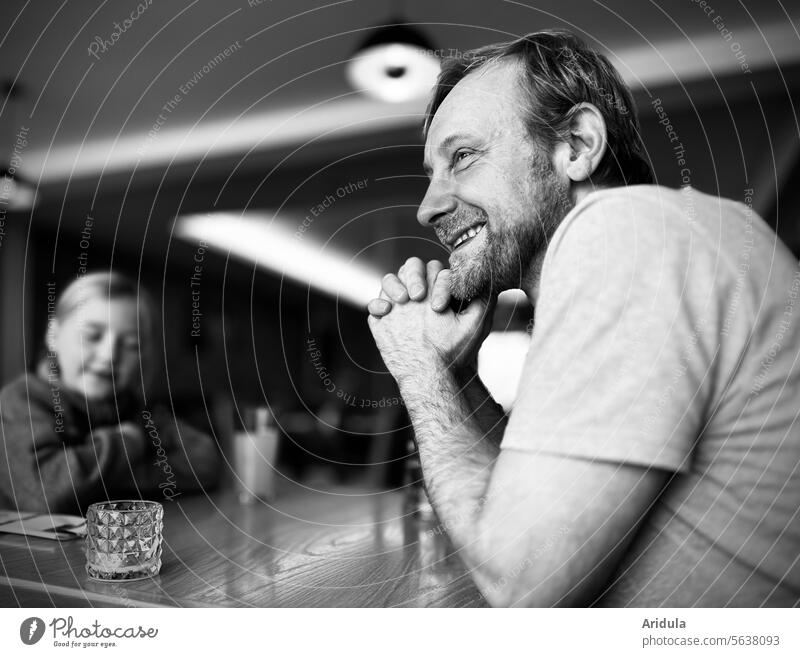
[{"xmin": 0, "ymin": 486, "xmax": 486, "ymax": 607}]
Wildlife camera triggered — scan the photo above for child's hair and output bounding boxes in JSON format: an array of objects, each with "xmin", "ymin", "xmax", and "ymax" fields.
[{"xmin": 45, "ymin": 271, "xmax": 158, "ymax": 391}]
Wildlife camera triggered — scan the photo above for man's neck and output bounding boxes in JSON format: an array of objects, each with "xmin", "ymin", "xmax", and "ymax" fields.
[
  {"xmin": 521, "ymin": 249, "xmax": 547, "ymax": 306},
  {"xmin": 520, "ymin": 182, "xmax": 610, "ymax": 306},
  {"xmin": 572, "ymin": 180, "xmax": 602, "ymax": 207}
]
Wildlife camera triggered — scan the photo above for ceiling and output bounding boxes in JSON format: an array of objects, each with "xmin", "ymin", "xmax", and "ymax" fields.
[
  {"xmin": 2, "ymin": 1, "xmax": 799, "ymax": 306},
  {"xmin": 2, "ymin": 0, "xmax": 798, "ymax": 183}
]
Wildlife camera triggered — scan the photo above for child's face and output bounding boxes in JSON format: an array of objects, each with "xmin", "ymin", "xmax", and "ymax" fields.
[{"xmin": 49, "ymin": 296, "xmax": 142, "ymax": 400}]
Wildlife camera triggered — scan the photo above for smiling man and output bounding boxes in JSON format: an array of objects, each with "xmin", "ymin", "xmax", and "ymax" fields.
[{"xmin": 367, "ymin": 31, "xmax": 800, "ymax": 606}]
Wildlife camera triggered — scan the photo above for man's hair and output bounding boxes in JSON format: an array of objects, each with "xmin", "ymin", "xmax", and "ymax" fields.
[{"xmin": 424, "ymin": 30, "xmax": 653, "ymax": 186}]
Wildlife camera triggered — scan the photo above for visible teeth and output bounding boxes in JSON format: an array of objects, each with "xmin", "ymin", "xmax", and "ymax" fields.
[{"xmin": 453, "ymin": 224, "xmax": 484, "ymax": 249}]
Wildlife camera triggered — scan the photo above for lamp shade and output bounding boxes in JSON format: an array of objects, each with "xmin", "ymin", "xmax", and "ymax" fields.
[{"xmin": 346, "ymin": 22, "xmax": 441, "ymax": 103}]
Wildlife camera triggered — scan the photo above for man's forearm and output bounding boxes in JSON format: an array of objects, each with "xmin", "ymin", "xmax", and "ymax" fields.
[{"xmin": 397, "ymin": 365, "xmax": 506, "ymax": 551}]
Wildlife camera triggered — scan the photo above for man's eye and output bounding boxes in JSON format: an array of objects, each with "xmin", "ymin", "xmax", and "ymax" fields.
[
  {"xmin": 453, "ymin": 150, "xmax": 475, "ymax": 169},
  {"xmin": 82, "ymin": 331, "xmax": 102, "ymax": 342}
]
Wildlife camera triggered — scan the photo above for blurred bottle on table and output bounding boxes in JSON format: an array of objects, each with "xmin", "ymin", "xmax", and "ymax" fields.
[{"xmin": 234, "ymin": 406, "xmax": 280, "ymax": 504}]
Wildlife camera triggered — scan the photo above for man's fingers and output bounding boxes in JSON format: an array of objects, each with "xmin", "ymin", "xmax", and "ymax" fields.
[
  {"xmin": 367, "ymin": 298, "xmax": 392, "ymax": 317},
  {"xmin": 398, "ymin": 257, "xmax": 428, "ymax": 301},
  {"xmin": 381, "ymin": 273, "xmax": 409, "ymax": 303},
  {"xmin": 426, "ymin": 260, "xmax": 444, "ymax": 287},
  {"xmin": 380, "ymin": 258, "xmax": 443, "ymax": 306},
  {"xmin": 430, "ymin": 268, "xmax": 453, "ymax": 312}
]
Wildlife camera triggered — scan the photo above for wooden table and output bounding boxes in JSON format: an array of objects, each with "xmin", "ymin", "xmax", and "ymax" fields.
[{"xmin": 0, "ymin": 487, "xmax": 486, "ymax": 607}]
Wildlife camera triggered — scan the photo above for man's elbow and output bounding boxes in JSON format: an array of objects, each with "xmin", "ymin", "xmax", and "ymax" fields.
[
  {"xmin": 470, "ymin": 548, "xmax": 587, "ymax": 607},
  {"xmin": 473, "ymin": 569, "xmax": 521, "ymax": 607},
  {"xmin": 473, "ymin": 563, "xmax": 548, "ymax": 607}
]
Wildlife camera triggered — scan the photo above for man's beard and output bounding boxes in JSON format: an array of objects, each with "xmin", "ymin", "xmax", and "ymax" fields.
[{"xmin": 437, "ymin": 157, "xmax": 573, "ymax": 301}]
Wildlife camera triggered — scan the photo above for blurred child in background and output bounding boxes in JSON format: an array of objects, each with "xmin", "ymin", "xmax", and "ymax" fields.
[{"xmin": 0, "ymin": 272, "xmax": 220, "ymax": 514}]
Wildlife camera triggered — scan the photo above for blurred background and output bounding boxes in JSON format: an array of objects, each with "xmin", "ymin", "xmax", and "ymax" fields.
[{"xmin": 0, "ymin": 0, "xmax": 798, "ymax": 489}]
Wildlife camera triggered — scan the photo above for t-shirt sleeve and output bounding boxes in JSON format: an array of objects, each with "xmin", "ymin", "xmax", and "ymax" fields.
[{"xmin": 501, "ymin": 191, "xmax": 725, "ymax": 473}]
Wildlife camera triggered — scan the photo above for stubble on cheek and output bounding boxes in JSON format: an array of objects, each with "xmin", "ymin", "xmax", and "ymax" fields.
[
  {"xmin": 446, "ymin": 183, "xmax": 573, "ymax": 300},
  {"xmin": 447, "ymin": 228, "xmax": 498, "ymax": 301},
  {"xmin": 436, "ymin": 206, "xmax": 492, "ymax": 301}
]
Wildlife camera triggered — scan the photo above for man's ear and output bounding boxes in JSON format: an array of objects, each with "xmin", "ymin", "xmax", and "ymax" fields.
[{"xmin": 561, "ymin": 102, "xmax": 608, "ymax": 183}]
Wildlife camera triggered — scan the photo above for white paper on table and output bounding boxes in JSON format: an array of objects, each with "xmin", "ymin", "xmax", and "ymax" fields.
[{"xmin": 0, "ymin": 511, "xmax": 86, "ymax": 540}]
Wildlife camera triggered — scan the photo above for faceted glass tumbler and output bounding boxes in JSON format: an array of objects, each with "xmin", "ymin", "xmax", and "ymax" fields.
[{"xmin": 84, "ymin": 500, "xmax": 163, "ymax": 581}]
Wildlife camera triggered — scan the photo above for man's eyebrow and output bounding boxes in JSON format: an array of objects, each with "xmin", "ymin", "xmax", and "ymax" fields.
[
  {"xmin": 423, "ymin": 132, "xmax": 477, "ymax": 176},
  {"xmin": 439, "ymin": 132, "xmax": 475, "ymax": 152}
]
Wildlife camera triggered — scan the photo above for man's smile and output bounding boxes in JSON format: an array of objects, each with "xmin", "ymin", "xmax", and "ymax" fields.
[{"xmin": 442, "ymin": 222, "xmax": 487, "ymax": 252}]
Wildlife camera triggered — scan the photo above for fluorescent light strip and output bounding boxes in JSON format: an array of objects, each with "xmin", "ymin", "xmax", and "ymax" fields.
[
  {"xmin": 606, "ymin": 19, "xmax": 799, "ymax": 88},
  {"xmin": 28, "ymin": 96, "xmax": 426, "ymax": 183},
  {"xmin": 175, "ymin": 212, "xmax": 382, "ymax": 307}
]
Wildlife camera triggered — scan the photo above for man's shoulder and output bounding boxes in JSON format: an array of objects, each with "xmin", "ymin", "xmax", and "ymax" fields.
[
  {"xmin": 546, "ymin": 185, "xmax": 685, "ymax": 261},
  {"xmin": 537, "ymin": 184, "xmax": 751, "ymax": 309},
  {"xmin": 562, "ymin": 184, "xmax": 703, "ymax": 230},
  {"xmin": 577, "ymin": 183, "xmax": 673, "ymax": 207},
  {"xmin": 562, "ymin": 184, "xmax": 750, "ymax": 231},
  {"xmin": 547, "ymin": 185, "xmax": 750, "ymax": 264}
]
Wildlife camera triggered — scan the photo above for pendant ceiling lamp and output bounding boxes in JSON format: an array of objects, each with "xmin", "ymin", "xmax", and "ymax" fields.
[{"xmin": 346, "ymin": 18, "xmax": 441, "ymax": 103}]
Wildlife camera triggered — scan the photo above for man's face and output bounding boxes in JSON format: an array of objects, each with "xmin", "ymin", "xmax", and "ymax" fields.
[{"xmin": 418, "ymin": 59, "xmax": 573, "ymax": 300}]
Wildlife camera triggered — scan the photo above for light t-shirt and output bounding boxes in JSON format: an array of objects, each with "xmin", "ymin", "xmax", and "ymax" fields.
[{"xmin": 502, "ymin": 184, "xmax": 800, "ymax": 606}]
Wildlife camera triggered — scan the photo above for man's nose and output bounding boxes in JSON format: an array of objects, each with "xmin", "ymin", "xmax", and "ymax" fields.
[{"xmin": 417, "ymin": 177, "xmax": 457, "ymax": 227}]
